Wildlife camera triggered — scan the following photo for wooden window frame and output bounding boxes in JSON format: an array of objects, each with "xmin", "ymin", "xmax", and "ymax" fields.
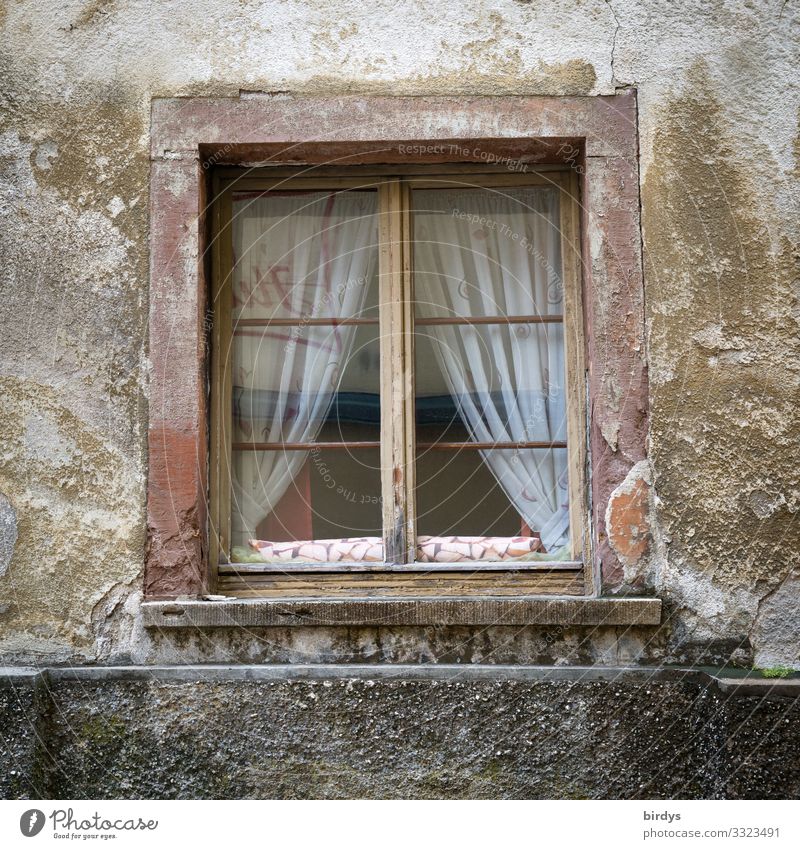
[
  {"xmin": 209, "ymin": 166, "xmax": 589, "ymax": 572},
  {"xmin": 208, "ymin": 166, "xmax": 589, "ymax": 596},
  {"xmin": 145, "ymin": 92, "xmax": 648, "ymax": 603}
]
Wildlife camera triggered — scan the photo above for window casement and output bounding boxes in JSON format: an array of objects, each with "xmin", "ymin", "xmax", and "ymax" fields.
[{"xmin": 209, "ymin": 166, "xmax": 588, "ymax": 598}]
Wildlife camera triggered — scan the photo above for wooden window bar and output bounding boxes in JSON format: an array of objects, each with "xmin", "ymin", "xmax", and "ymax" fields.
[
  {"xmin": 232, "ymin": 441, "xmax": 567, "ymax": 451},
  {"xmin": 234, "ymin": 317, "xmax": 379, "ymax": 327},
  {"xmin": 232, "ymin": 315, "xmax": 563, "ymax": 328}
]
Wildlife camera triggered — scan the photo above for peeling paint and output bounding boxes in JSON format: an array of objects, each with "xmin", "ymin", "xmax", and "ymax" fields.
[{"xmin": 642, "ymin": 59, "xmax": 799, "ymax": 665}]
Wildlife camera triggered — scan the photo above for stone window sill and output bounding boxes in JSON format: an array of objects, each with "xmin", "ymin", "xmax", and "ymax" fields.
[{"xmin": 142, "ymin": 596, "xmax": 661, "ymax": 629}]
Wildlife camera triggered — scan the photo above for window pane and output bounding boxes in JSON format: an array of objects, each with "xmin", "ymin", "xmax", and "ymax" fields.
[
  {"xmin": 415, "ymin": 448, "xmax": 570, "ymax": 561},
  {"xmin": 415, "ymin": 323, "xmax": 566, "ymax": 443},
  {"xmin": 413, "ymin": 187, "xmax": 563, "ymax": 318},
  {"xmin": 231, "ymin": 448, "xmax": 383, "ymax": 563},
  {"xmin": 412, "ymin": 186, "xmax": 570, "ymax": 558},
  {"xmin": 228, "ymin": 189, "xmax": 382, "ymax": 563},
  {"xmin": 231, "ymin": 190, "xmax": 379, "ymax": 320},
  {"xmin": 233, "ymin": 321, "xmax": 380, "ymax": 444}
]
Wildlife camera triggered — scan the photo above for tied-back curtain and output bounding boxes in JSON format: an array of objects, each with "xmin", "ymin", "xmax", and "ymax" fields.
[
  {"xmin": 414, "ymin": 188, "xmax": 570, "ymax": 551},
  {"xmin": 231, "ymin": 191, "xmax": 378, "ymax": 543}
]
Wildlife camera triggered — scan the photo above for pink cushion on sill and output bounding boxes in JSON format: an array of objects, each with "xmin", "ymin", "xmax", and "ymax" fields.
[
  {"xmin": 248, "ymin": 537, "xmax": 384, "ymax": 563},
  {"xmin": 416, "ymin": 535, "xmax": 543, "ymax": 562},
  {"xmin": 247, "ymin": 535, "xmax": 543, "ymax": 563}
]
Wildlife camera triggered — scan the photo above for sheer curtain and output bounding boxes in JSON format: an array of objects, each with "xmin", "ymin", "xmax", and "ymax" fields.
[
  {"xmin": 231, "ymin": 191, "xmax": 378, "ymax": 544},
  {"xmin": 414, "ymin": 188, "xmax": 570, "ymax": 552}
]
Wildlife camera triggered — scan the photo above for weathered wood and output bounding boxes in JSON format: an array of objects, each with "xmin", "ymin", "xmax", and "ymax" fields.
[
  {"xmin": 211, "ymin": 165, "xmax": 588, "ymax": 586},
  {"xmin": 379, "ymin": 180, "xmax": 410, "ymax": 564},
  {"xmin": 234, "ymin": 317, "xmax": 378, "ymax": 327},
  {"xmin": 407, "ymin": 174, "xmax": 561, "ymax": 189},
  {"xmin": 142, "ymin": 596, "xmax": 663, "ymax": 628},
  {"xmin": 400, "ymin": 181, "xmax": 417, "ymax": 565},
  {"xmin": 414, "ymin": 315, "xmax": 564, "ymax": 326},
  {"xmin": 556, "ymin": 170, "xmax": 590, "ymax": 571},
  {"xmin": 216, "ymin": 571, "xmax": 584, "ymax": 598},
  {"xmin": 209, "ymin": 183, "xmax": 234, "ymax": 573},
  {"xmin": 208, "ymin": 171, "xmax": 223, "ymax": 578},
  {"xmin": 214, "ymin": 164, "xmax": 570, "ymax": 182},
  {"xmin": 233, "ymin": 440, "xmax": 566, "ymax": 451},
  {"xmin": 220, "ymin": 561, "xmax": 583, "ymax": 574},
  {"xmin": 416, "ymin": 441, "xmax": 567, "ymax": 451},
  {"xmin": 215, "ymin": 169, "xmax": 562, "ymax": 194},
  {"xmin": 232, "ymin": 442, "xmax": 380, "ymax": 451}
]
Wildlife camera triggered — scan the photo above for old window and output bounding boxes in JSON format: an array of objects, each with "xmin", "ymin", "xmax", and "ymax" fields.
[
  {"xmin": 209, "ymin": 166, "xmax": 587, "ymax": 596},
  {"xmin": 146, "ymin": 93, "xmax": 651, "ymax": 613}
]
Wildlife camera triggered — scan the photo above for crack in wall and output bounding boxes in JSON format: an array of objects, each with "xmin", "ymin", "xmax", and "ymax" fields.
[{"xmin": 604, "ymin": 0, "xmax": 621, "ymax": 86}]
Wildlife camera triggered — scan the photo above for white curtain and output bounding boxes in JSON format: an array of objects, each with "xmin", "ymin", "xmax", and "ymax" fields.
[
  {"xmin": 231, "ymin": 191, "xmax": 378, "ymax": 544},
  {"xmin": 414, "ymin": 188, "xmax": 570, "ymax": 551}
]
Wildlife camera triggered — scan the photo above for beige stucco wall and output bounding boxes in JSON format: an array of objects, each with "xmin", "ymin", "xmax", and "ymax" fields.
[{"xmin": 0, "ymin": 0, "xmax": 797, "ymax": 667}]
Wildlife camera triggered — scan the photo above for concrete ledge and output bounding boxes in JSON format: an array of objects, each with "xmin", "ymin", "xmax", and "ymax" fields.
[
  {"xmin": 5, "ymin": 663, "xmax": 689, "ymax": 684},
  {"xmin": 3, "ymin": 662, "xmax": 797, "ymax": 695},
  {"xmin": 141, "ymin": 596, "xmax": 662, "ymax": 628},
  {"xmin": 1, "ymin": 661, "xmax": 798, "ymax": 799}
]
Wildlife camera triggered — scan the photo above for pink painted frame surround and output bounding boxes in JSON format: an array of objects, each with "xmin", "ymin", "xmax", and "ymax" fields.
[{"xmin": 146, "ymin": 91, "xmax": 647, "ymax": 599}]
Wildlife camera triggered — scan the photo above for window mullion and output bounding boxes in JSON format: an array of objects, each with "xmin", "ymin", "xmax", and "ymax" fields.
[
  {"xmin": 400, "ymin": 180, "xmax": 416, "ymax": 564},
  {"xmin": 379, "ymin": 180, "xmax": 413, "ymax": 564}
]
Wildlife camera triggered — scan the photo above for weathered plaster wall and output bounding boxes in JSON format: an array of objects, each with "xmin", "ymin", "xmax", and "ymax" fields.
[{"xmin": 0, "ymin": 1, "xmax": 797, "ymax": 667}]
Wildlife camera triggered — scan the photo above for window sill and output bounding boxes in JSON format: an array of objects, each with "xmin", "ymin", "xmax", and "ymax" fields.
[{"xmin": 142, "ymin": 596, "xmax": 661, "ymax": 629}]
